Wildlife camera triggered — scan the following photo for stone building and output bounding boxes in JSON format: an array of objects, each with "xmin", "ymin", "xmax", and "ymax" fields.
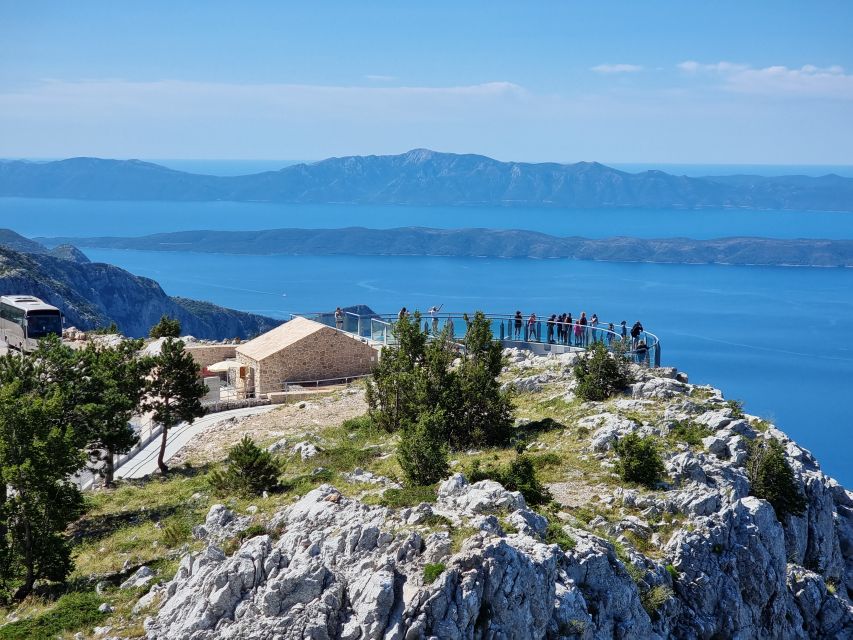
[{"xmin": 235, "ymin": 316, "xmax": 378, "ymax": 396}]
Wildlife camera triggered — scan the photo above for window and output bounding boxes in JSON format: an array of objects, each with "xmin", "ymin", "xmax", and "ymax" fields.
[{"xmin": 26, "ymin": 311, "xmax": 62, "ymax": 338}]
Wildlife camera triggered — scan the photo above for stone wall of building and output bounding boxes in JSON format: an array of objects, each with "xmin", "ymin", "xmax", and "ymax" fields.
[
  {"xmin": 186, "ymin": 344, "xmax": 237, "ymax": 370},
  {"xmin": 237, "ymin": 327, "xmax": 377, "ymax": 395}
]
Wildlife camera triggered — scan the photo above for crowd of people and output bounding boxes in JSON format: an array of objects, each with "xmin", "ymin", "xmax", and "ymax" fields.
[{"xmin": 390, "ymin": 306, "xmax": 652, "ymax": 365}]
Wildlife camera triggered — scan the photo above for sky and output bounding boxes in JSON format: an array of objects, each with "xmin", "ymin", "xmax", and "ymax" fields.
[{"xmin": 1, "ymin": 1, "xmax": 852, "ymax": 164}]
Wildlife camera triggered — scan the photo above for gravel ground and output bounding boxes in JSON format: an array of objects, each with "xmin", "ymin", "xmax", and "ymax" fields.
[{"xmin": 171, "ymin": 389, "xmax": 368, "ymax": 466}]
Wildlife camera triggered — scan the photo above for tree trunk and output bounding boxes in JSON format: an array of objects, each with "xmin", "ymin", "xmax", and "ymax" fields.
[
  {"xmin": 103, "ymin": 449, "xmax": 115, "ymax": 488},
  {"xmin": 157, "ymin": 427, "xmax": 169, "ymax": 474},
  {"xmin": 13, "ymin": 522, "xmax": 34, "ymax": 602}
]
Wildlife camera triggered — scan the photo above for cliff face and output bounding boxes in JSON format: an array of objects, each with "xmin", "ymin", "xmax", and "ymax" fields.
[
  {"xmin": 143, "ymin": 357, "xmax": 852, "ymax": 639},
  {"xmin": 0, "ymin": 244, "xmax": 281, "ymax": 340}
]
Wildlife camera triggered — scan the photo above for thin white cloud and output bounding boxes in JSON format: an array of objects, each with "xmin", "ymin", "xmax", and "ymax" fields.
[
  {"xmin": 677, "ymin": 61, "xmax": 853, "ymax": 99},
  {"xmin": 364, "ymin": 74, "xmax": 397, "ymax": 82},
  {"xmin": 591, "ymin": 64, "xmax": 644, "ymax": 74}
]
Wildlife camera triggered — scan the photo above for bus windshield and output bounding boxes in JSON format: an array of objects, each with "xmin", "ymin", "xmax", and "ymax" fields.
[{"xmin": 26, "ymin": 311, "xmax": 62, "ymax": 339}]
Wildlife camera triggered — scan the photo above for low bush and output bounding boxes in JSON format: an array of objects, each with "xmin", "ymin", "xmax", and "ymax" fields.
[
  {"xmin": 640, "ymin": 585, "xmax": 673, "ymax": 619},
  {"xmin": 614, "ymin": 433, "xmax": 664, "ymax": 488},
  {"xmin": 423, "ymin": 563, "xmax": 446, "ymax": 583},
  {"xmin": 746, "ymin": 437, "xmax": 807, "ymax": 522},
  {"xmin": 467, "ymin": 455, "xmax": 552, "ymax": 506},
  {"xmin": 0, "ymin": 591, "xmax": 106, "ymax": 640},
  {"xmin": 149, "ymin": 315, "xmax": 181, "ymax": 338},
  {"xmin": 573, "ymin": 342, "xmax": 633, "ymax": 401},
  {"xmin": 161, "ymin": 518, "xmax": 192, "ymax": 548},
  {"xmin": 209, "ymin": 436, "xmax": 281, "ymax": 496}
]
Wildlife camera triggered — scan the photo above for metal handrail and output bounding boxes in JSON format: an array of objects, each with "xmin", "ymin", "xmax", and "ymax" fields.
[{"xmin": 291, "ymin": 310, "xmax": 661, "ymax": 367}]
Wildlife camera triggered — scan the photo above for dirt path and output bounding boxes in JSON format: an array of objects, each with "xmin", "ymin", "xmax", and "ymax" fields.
[{"xmin": 171, "ymin": 389, "xmax": 368, "ymax": 466}]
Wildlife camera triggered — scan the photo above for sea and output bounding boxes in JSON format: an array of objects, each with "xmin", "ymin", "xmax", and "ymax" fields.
[{"xmin": 1, "ymin": 161, "xmax": 851, "ymax": 484}]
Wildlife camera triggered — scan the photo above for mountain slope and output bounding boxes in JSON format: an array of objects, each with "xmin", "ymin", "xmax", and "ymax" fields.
[
  {"xmin": 40, "ymin": 227, "xmax": 853, "ymax": 267},
  {"xmin": 3, "ymin": 150, "xmax": 852, "ymax": 210},
  {"xmin": 0, "ymin": 236, "xmax": 281, "ymax": 339}
]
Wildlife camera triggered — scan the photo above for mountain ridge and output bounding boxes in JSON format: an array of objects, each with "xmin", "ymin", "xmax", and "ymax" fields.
[
  {"xmin": 0, "ymin": 230, "xmax": 281, "ymax": 339},
  {"xmin": 3, "ymin": 149, "xmax": 853, "ymax": 210}
]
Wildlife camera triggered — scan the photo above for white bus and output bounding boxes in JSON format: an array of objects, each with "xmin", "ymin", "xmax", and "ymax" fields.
[{"xmin": 0, "ymin": 295, "xmax": 64, "ymax": 352}]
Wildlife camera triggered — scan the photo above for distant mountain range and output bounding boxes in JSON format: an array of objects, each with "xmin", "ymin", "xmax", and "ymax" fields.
[
  {"xmin": 3, "ymin": 149, "xmax": 853, "ymax": 211},
  {"xmin": 0, "ymin": 229, "xmax": 281, "ymax": 339},
  {"xmin": 39, "ymin": 227, "xmax": 853, "ymax": 267}
]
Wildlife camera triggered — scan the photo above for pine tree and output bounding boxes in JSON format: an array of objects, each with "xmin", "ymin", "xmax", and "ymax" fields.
[
  {"xmin": 209, "ymin": 436, "xmax": 281, "ymax": 496},
  {"xmin": 747, "ymin": 437, "xmax": 807, "ymax": 522},
  {"xmin": 452, "ymin": 311, "xmax": 514, "ymax": 448},
  {"xmin": 84, "ymin": 340, "xmax": 153, "ymax": 487},
  {"xmin": 149, "ymin": 315, "xmax": 182, "ymax": 338},
  {"xmin": 0, "ymin": 372, "xmax": 86, "ymax": 601},
  {"xmin": 144, "ymin": 338, "xmax": 207, "ymax": 474},
  {"xmin": 573, "ymin": 342, "xmax": 633, "ymax": 401},
  {"xmin": 366, "ymin": 312, "xmax": 428, "ymax": 432}
]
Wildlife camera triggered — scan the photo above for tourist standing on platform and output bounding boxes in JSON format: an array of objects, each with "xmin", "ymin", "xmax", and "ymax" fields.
[
  {"xmin": 398, "ymin": 307, "xmax": 408, "ymax": 321},
  {"xmin": 590, "ymin": 313, "xmax": 599, "ymax": 343},
  {"xmin": 621, "ymin": 320, "xmax": 628, "ymax": 342},
  {"xmin": 579, "ymin": 312, "xmax": 588, "ymax": 346},
  {"xmin": 607, "ymin": 322, "xmax": 616, "ymax": 345},
  {"xmin": 631, "ymin": 320, "xmax": 644, "ymax": 348},
  {"xmin": 428, "ymin": 304, "xmax": 442, "ymax": 334},
  {"xmin": 527, "ymin": 313, "xmax": 537, "ymax": 341},
  {"xmin": 547, "ymin": 314, "xmax": 556, "ymax": 343},
  {"xmin": 334, "ymin": 307, "xmax": 344, "ymax": 331},
  {"xmin": 566, "ymin": 312, "xmax": 574, "ymax": 345},
  {"xmin": 635, "ymin": 339, "xmax": 649, "ymax": 366},
  {"xmin": 514, "ymin": 311, "xmax": 523, "ymax": 340}
]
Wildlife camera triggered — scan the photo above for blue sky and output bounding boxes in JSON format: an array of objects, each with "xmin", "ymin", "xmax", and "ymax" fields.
[{"xmin": 1, "ymin": 1, "xmax": 852, "ymax": 164}]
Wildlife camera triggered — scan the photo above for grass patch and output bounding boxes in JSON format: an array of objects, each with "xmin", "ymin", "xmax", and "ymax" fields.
[
  {"xmin": 529, "ymin": 452, "xmax": 562, "ymax": 469},
  {"xmin": 665, "ymin": 564, "xmax": 678, "ymax": 581},
  {"xmin": 666, "ymin": 420, "xmax": 710, "ymax": 448},
  {"xmin": 423, "ymin": 563, "xmax": 446, "ymax": 583},
  {"xmin": 374, "ymin": 485, "xmax": 437, "ymax": 508},
  {"xmin": 450, "ymin": 527, "xmax": 479, "ymax": 553},
  {"xmin": 0, "ymin": 591, "xmax": 105, "ymax": 640},
  {"xmin": 545, "ymin": 522, "xmax": 576, "ymax": 551}
]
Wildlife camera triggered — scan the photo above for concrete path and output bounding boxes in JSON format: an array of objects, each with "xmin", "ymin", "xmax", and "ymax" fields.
[{"xmin": 115, "ymin": 405, "xmax": 278, "ymax": 480}]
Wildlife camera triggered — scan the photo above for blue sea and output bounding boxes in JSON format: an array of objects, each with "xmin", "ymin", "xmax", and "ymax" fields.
[{"xmin": 1, "ymin": 194, "xmax": 851, "ymax": 485}]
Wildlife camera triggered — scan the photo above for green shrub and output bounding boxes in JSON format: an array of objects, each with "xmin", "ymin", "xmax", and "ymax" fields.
[
  {"xmin": 640, "ymin": 585, "xmax": 673, "ymax": 619},
  {"xmin": 667, "ymin": 420, "xmax": 710, "ymax": 447},
  {"xmin": 149, "ymin": 315, "xmax": 181, "ymax": 338},
  {"xmin": 341, "ymin": 414, "xmax": 376, "ymax": 435},
  {"xmin": 746, "ymin": 437, "xmax": 807, "ymax": 522},
  {"xmin": 397, "ymin": 409, "xmax": 450, "ymax": 486},
  {"xmin": 727, "ymin": 399, "xmax": 746, "ymax": 419},
  {"xmin": 545, "ymin": 522, "xmax": 576, "ymax": 551},
  {"xmin": 0, "ymin": 591, "xmax": 106, "ymax": 640},
  {"xmin": 423, "ymin": 562, "xmax": 446, "ymax": 583},
  {"xmin": 209, "ymin": 436, "xmax": 281, "ymax": 496},
  {"xmin": 614, "ymin": 433, "xmax": 664, "ymax": 488},
  {"xmin": 573, "ymin": 342, "xmax": 633, "ymax": 401},
  {"xmin": 467, "ymin": 455, "xmax": 552, "ymax": 506},
  {"xmin": 665, "ymin": 564, "xmax": 678, "ymax": 581}
]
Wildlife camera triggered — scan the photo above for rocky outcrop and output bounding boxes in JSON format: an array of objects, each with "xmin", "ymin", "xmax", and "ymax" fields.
[{"xmin": 144, "ymin": 360, "xmax": 853, "ymax": 639}]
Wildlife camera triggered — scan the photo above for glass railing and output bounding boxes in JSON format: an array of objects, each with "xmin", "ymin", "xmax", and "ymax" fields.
[{"xmin": 292, "ymin": 311, "xmax": 661, "ymax": 367}]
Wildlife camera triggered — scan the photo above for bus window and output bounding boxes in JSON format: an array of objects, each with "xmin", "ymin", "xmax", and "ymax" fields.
[{"xmin": 26, "ymin": 311, "xmax": 63, "ymax": 339}]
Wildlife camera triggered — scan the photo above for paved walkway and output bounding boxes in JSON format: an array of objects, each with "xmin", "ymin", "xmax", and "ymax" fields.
[{"xmin": 114, "ymin": 405, "xmax": 278, "ymax": 480}]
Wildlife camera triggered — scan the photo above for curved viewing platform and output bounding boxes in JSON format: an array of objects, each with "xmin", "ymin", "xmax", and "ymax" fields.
[{"xmin": 293, "ymin": 310, "xmax": 661, "ymax": 368}]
